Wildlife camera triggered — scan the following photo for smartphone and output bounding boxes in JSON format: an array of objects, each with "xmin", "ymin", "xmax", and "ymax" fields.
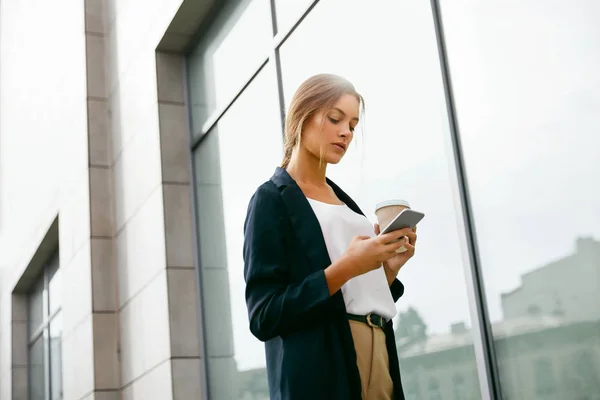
[{"xmin": 379, "ymin": 209, "xmax": 425, "ymax": 236}]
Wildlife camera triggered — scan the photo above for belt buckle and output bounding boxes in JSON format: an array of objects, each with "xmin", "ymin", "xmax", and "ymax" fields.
[{"xmin": 366, "ymin": 313, "xmax": 382, "ymax": 328}]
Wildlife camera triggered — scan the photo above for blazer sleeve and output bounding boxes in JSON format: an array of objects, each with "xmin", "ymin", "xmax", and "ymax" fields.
[
  {"xmin": 390, "ymin": 278, "xmax": 405, "ymax": 302},
  {"xmin": 243, "ymin": 184, "xmax": 334, "ymax": 342}
]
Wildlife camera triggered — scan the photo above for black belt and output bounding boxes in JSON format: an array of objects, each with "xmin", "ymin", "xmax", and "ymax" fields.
[{"xmin": 347, "ymin": 313, "xmax": 387, "ymax": 329}]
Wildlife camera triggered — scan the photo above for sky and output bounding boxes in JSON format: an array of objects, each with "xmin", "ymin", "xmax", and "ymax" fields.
[{"xmin": 193, "ymin": 0, "xmax": 600, "ymax": 372}]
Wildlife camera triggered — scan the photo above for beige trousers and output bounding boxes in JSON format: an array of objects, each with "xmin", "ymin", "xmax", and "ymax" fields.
[{"xmin": 349, "ymin": 320, "xmax": 394, "ymax": 400}]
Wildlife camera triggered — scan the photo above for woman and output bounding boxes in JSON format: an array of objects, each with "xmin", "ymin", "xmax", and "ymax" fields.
[{"xmin": 243, "ymin": 74, "xmax": 417, "ymax": 400}]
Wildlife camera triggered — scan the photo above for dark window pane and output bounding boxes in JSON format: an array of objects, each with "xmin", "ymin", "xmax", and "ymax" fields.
[
  {"xmin": 48, "ymin": 255, "xmax": 61, "ymax": 316},
  {"xmin": 47, "ymin": 253, "xmax": 59, "ymax": 282},
  {"xmin": 29, "ymin": 335, "xmax": 47, "ymax": 400},
  {"xmin": 279, "ymin": 1, "xmax": 481, "ymax": 398},
  {"xmin": 29, "ymin": 276, "xmax": 45, "ymax": 339},
  {"xmin": 49, "ymin": 313, "xmax": 63, "ymax": 400},
  {"xmin": 187, "ymin": 0, "xmax": 272, "ymax": 135},
  {"xmin": 192, "ymin": 64, "xmax": 281, "ymax": 399},
  {"xmin": 442, "ymin": 1, "xmax": 600, "ymax": 399}
]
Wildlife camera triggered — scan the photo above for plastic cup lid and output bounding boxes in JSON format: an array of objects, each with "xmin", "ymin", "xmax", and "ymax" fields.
[{"xmin": 375, "ymin": 199, "xmax": 410, "ymax": 210}]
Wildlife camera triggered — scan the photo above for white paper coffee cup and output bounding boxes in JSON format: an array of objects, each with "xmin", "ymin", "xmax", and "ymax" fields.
[{"xmin": 375, "ymin": 199, "xmax": 411, "ymax": 253}]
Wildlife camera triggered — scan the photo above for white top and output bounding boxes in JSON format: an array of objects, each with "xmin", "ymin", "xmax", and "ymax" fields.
[{"xmin": 307, "ymin": 198, "xmax": 397, "ymax": 320}]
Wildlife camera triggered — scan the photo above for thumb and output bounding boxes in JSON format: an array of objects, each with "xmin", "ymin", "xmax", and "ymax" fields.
[{"xmin": 374, "ymin": 223, "xmax": 380, "ymax": 235}]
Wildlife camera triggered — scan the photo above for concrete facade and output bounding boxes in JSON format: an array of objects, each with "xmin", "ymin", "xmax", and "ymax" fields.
[{"xmin": 0, "ymin": 0, "xmax": 213, "ymax": 398}]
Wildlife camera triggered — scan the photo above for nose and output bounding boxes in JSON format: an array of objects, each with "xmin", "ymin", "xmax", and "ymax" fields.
[{"xmin": 340, "ymin": 125, "xmax": 351, "ymax": 138}]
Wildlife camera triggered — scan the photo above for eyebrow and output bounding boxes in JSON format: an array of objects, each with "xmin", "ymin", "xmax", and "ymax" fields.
[{"xmin": 332, "ymin": 107, "xmax": 359, "ymax": 122}]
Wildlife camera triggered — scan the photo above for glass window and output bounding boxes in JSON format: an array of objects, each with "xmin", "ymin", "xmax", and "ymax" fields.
[
  {"xmin": 49, "ymin": 312, "xmax": 63, "ymax": 400},
  {"xmin": 273, "ymin": 0, "xmax": 314, "ymax": 35},
  {"xmin": 28, "ymin": 252, "xmax": 63, "ymax": 400},
  {"xmin": 192, "ymin": 64, "xmax": 282, "ymax": 399},
  {"xmin": 570, "ymin": 351, "xmax": 599, "ymax": 396},
  {"xmin": 534, "ymin": 358, "xmax": 556, "ymax": 397},
  {"xmin": 442, "ymin": 1, "xmax": 600, "ymax": 398},
  {"xmin": 403, "ymin": 374, "xmax": 421, "ymax": 400},
  {"xmin": 279, "ymin": 1, "xmax": 481, "ymax": 398},
  {"xmin": 29, "ymin": 336, "xmax": 46, "ymax": 400},
  {"xmin": 452, "ymin": 373, "xmax": 467, "ymax": 400},
  {"xmin": 187, "ymin": 0, "xmax": 272, "ymax": 135},
  {"xmin": 427, "ymin": 378, "xmax": 442, "ymax": 400}
]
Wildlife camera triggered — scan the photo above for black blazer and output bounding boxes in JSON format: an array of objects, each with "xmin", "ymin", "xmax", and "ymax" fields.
[{"xmin": 243, "ymin": 167, "xmax": 405, "ymax": 400}]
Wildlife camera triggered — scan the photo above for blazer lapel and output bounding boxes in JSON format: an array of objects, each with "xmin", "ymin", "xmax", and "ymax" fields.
[
  {"xmin": 327, "ymin": 178, "xmax": 364, "ymax": 217},
  {"xmin": 271, "ymin": 167, "xmax": 332, "ymax": 272},
  {"xmin": 270, "ymin": 167, "xmax": 369, "ymax": 272}
]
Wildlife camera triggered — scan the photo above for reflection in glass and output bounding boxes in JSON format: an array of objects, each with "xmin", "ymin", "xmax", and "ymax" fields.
[
  {"xmin": 453, "ymin": 373, "xmax": 467, "ymax": 400},
  {"xmin": 193, "ymin": 65, "xmax": 282, "ymax": 399},
  {"xmin": 29, "ymin": 276, "xmax": 45, "ymax": 339},
  {"xmin": 29, "ymin": 335, "xmax": 47, "ymax": 400},
  {"xmin": 279, "ymin": 1, "xmax": 481, "ymax": 398},
  {"xmin": 442, "ymin": 1, "xmax": 600, "ymax": 398},
  {"xmin": 50, "ymin": 313, "xmax": 63, "ymax": 400},
  {"xmin": 428, "ymin": 378, "xmax": 442, "ymax": 400},
  {"xmin": 534, "ymin": 358, "xmax": 556, "ymax": 397},
  {"xmin": 187, "ymin": 0, "xmax": 272, "ymax": 135}
]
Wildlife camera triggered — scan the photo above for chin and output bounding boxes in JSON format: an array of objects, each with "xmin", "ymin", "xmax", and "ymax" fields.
[{"xmin": 325, "ymin": 154, "xmax": 344, "ymax": 165}]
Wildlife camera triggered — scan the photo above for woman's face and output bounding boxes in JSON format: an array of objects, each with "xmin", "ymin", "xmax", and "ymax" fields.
[{"xmin": 301, "ymin": 93, "xmax": 360, "ymax": 165}]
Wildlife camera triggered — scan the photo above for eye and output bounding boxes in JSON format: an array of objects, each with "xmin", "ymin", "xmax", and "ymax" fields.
[
  {"xmin": 350, "ymin": 125, "xmax": 356, "ymax": 132},
  {"xmin": 328, "ymin": 117, "xmax": 339, "ymax": 124}
]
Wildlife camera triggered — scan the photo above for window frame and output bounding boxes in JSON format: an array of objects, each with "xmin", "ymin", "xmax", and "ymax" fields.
[
  {"xmin": 27, "ymin": 251, "xmax": 62, "ymax": 400},
  {"xmin": 184, "ymin": 0, "xmax": 501, "ymax": 399}
]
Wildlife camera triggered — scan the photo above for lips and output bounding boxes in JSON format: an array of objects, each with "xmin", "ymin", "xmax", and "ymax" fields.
[{"xmin": 333, "ymin": 143, "xmax": 347, "ymax": 151}]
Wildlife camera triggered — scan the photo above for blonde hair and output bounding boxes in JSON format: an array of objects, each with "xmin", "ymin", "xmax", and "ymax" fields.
[{"xmin": 281, "ymin": 74, "xmax": 364, "ymax": 169}]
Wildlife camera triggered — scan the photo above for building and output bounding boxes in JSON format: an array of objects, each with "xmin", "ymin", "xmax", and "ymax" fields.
[
  {"xmin": 395, "ymin": 237, "xmax": 600, "ymax": 400},
  {"xmin": 1, "ymin": 0, "xmax": 599, "ymax": 399},
  {"xmin": 501, "ymin": 237, "xmax": 600, "ymax": 324}
]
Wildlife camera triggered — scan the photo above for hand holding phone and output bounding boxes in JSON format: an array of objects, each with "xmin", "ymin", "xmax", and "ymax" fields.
[
  {"xmin": 379, "ymin": 208, "xmax": 425, "ymax": 235},
  {"xmin": 378, "ymin": 209, "xmax": 425, "ymax": 252}
]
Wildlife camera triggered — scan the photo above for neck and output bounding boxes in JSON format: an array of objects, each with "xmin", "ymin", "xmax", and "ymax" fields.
[{"xmin": 286, "ymin": 148, "xmax": 327, "ymax": 186}]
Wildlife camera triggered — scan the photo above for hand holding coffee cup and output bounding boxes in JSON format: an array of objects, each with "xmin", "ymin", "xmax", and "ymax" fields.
[{"xmin": 375, "ymin": 200, "xmax": 411, "ymax": 253}]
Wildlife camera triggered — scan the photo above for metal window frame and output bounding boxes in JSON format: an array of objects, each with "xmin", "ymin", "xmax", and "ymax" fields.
[
  {"xmin": 190, "ymin": 0, "xmax": 320, "ymax": 151},
  {"xmin": 429, "ymin": 1, "xmax": 502, "ymax": 399},
  {"xmin": 186, "ymin": 1, "xmax": 502, "ymax": 399},
  {"xmin": 27, "ymin": 253, "xmax": 62, "ymax": 400},
  {"xmin": 186, "ymin": 3, "xmax": 321, "ymax": 399}
]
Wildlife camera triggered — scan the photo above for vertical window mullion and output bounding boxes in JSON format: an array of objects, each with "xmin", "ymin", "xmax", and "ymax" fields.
[
  {"xmin": 428, "ymin": 0, "xmax": 502, "ymax": 398},
  {"xmin": 28, "ymin": 342, "xmax": 32, "ymax": 400},
  {"xmin": 268, "ymin": 0, "xmax": 286, "ymax": 140},
  {"xmin": 44, "ymin": 268, "xmax": 51, "ymax": 400},
  {"xmin": 44, "ymin": 328, "xmax": 51, "ymax": 400}
]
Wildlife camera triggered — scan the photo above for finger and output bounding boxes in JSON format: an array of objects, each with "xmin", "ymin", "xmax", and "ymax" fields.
[
  {"xmin": 354, "ymin": 235, "xmax": 371, "ymax": 242},
  {"xmin": 405, "ymin": 231, "xmax": 417, "ymax": 245},
  {"xmin": 374, "ymin": 223, "xmax": 380, "ymax": 235},
  {"xmin": 380, "ymin": 250, "xmax": 397, "ymax": 260},
  {"xmin": 404, "ymin": 243, "xmax": 416, "ymax": 256},
  {"xmin": 378, "ymin": 228, "xmax": 412, "ymax": 243},
  {"xmin": 384, "ymin": 239, "xmax": 408, "ymax": 253}
]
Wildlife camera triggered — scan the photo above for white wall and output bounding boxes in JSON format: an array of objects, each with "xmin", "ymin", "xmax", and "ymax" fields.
[
  {"xmin": 107, "ymin": 0, "xmax": 203, "ymax": 398},
  {"xmin": 1, "ymin": 0, "xmax": 205, "ymax": 398},
  {"xmin": 0, "ymin": 1, "xmax": 89, "ymax": 398},
  {"xmin": 0, "ymin": 1, "xmax": 87, "ymax": 281}
]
